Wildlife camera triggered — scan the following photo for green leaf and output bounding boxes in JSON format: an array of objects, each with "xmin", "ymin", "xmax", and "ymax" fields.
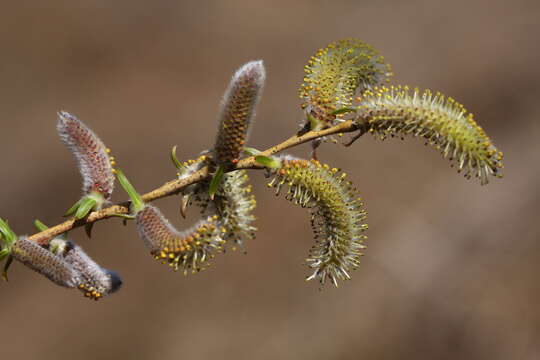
[
  {"xmin": 74, "ymin": 197, "xmax": 98, "ymax": 220},
  {"xmin": 0, "ymin": 249, "xmax": 10, "ymax": 261},
  {"xmin": 171, "ymin": 145, "xmax": 185, "ymax": 171},
  {"xmin": 2, "ymin": 255, "xmax": 13, "ymax": 282},
  {"xmin": 208, "ymin": 165, "xmax": 225, "ymax": 200},
  {"xmin": 64, "ymin": 198, "xmax": 84, "ymax": 217},
  {"xmin": 84, "ymin": 223, "xmax": 94, "ymax": 238},
  {"xmin": 255, "ymin": 155, "xmax": 281, "ymax": 169},
  {"xmin": 116, "ymin": 169, "xmax": 145, "ymax": 213},
  {"xmin": 0, "ymin": 218, "xmax": 17, "ymax": 246},
  {"xmin": 34, "ymin": 219, "xmax": 49, "ymax": 232},
  {"xmin": 330, "ymin": 107, "xmax": 357, "ymax": 115},
  {"xmin": 243, "ymin": 147, "xmax": 261, "ymax": 156}
]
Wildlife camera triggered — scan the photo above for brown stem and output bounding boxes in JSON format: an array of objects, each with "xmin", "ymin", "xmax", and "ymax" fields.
[{"xmin": 28, "ymin": 120, "xmax": 359, "ymax": 245}]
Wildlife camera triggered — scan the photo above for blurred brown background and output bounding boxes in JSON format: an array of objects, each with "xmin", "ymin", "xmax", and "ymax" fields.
[{"xmin": 0, "ymin": 1, "xmax": 538, "ymax": 359}]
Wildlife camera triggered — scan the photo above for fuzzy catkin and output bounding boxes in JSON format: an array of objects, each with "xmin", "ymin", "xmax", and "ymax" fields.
[
  {"xmin": 135, "ymin": 205, "xmax": 225, "ymax": 274},
  {"xmin": 11, "ymin": 236, "xmax": 121, "ymax": 300},
  {"xmin": 11, "ymin": 236, "xmax": 80, "ymax": 288},
  {"xmin": 267, "ymin": 156, "xmax": 368, "ymax": 286},
  {"xmin": 60, "ymin": 241, "xmax": 122, "ymax": 300},
  {"xmin": 300, "ymin": 38, "xmax": 392, "ymax": 129},
  {"xmin": 357, "ymin": 86, "xmax": 504, "ymax": 184},
  {"xmin": 213, "ymin": 61, "xmax": 265, "ymax": 165},
  {"xmin": 57, "ymin": 111, "xmax": 115, "ymax": 199}
]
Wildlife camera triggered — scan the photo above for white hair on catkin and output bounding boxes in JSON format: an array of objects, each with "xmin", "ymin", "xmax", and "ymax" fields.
[
  {"xmin": 11, "ymin": 236, "xmax": 80, "ymax": 288},
  {"xmin": 57, "ymin": 111, "xmax": 115, "ymax": 199},
  {"xmin": 11, "ymin": 236, "xmax": 122, "ymax": 300},
  {"xmin": 135, "ymin": 204, "xmax": 226, "ymax": 274},
  {"xmin": 61, "ymin": 241, "xmax": 122, "ymax": 299},
  {"xmin": 213, "ymin": 60, "xmax": 266, "ymax": 165}
]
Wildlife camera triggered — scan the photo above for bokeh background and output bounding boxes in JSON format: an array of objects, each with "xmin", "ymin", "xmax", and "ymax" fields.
[{"xmin": 0, "ymin": 1, "xmax": 538, "ymax": 359}]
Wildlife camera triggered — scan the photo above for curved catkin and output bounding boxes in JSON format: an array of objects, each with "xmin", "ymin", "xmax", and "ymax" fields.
[
  {"xmin": 356, "ymin": 86, "xmax": 504, "ymax": 184},
  {"xmin": 213, "ymin": 61, "xmax": 266, "ymax": 166},
  {"xmin": 60, "ymin": 241, "xmax": 122, "ymax": 300},
  {"xmin": 299, "ymin": 38, "xmax": 393, "ymax": 129},
  {"xmin": 267, "ymin": 156, "xmax": 368, "ymax": 286},
  {"xmin": 57, "ymin": 111, "xmax": 115, "ymax": 199},
  {"xmin": 11, "ymin": 236, "xmax": 80, "ymax": 288},
  {"xmin": 135, "ymin": 205, "xmax": 225, "ymax": 274},
  {"xmin": 188, "ymin": 170, "xmax": 257, "ymax": 248}
]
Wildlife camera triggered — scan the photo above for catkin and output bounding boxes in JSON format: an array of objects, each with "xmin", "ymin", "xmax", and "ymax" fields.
[
  {"xmin": 187, "ymin": 170, "xmax": 257, "ymax": 248},
  {"xmin": 136, "ymin": 205, "xmax": 225, "ymax": 274},
  {"xmin": 57, "ymin": 111, "xmax": 115, "ymax": 200},
  {"xmin": 11, "ymin": 237, "xmax": 122, "ymax": 300},
  {"xmin": 267, "ymin": 156, "xmax": 368, "ymax": 286},
  {"xmin": 300, "ymin": 38, "xmax": 392, "ymax": 129},
  {"xmin": 11, "ymin": 236, "xmax": 80, "ymax": 288},
  {"xmin": 213, "ymin": 61, "xmax": 265, "ymax": 165},
  {"xmin": 60, "ymin": 241, "xmax": 122, "ymax": 300},
  {"xmin": 357, "ymin": 86, "xmax": 504, "ymax": 184}
]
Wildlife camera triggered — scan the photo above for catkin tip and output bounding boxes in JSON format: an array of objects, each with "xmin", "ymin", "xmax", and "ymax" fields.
[
  {"xmin": 235, "ymin": 60, "xmax": 266, "ymax": 87},
  {"xmin": 11, "ymin": 236, "xmax": 121, "ymax": 300}
]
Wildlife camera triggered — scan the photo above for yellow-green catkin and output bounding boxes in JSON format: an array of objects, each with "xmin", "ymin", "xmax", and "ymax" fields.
[
  {"xmin": 356, "ymin": 86, "xmax": 504, "ymax": 184},
  {"xmin": 187, "ymin": 170, "xmax": 257, "ymax": 249},
  {"xmin": 211, "ymin": 170, "xmax": 257, "ymax": 247},
  {"xmin": 299, "ymin": 38, "xmax": 392, "ymax": 130},
  {"xmin": 176, "ymin": 154, "xmax": 257, "ymax": 249},
  {"xmin": 213, "ymin": 61, "xmax": 266, "ymax": 166},
  {"xmin": 267, "ymin": 156, "xmax": 368, "ymax": 286}
]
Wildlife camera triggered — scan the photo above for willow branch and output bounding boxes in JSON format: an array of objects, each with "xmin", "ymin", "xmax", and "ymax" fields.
[{"xmin": 28, "ymin": 120, "xmax": 360, "ymax": 245}]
